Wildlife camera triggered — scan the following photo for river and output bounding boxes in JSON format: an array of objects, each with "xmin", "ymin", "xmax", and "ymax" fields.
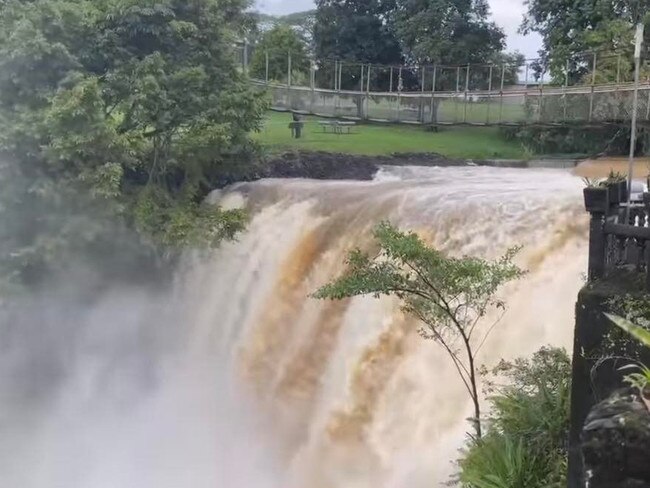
[{"xmin": 0, "ymin": 165, "xmax": 587, "ymax": 487}]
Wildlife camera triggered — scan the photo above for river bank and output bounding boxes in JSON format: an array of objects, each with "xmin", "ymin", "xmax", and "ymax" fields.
[{"xmin": 243, "ymin": 150, "xmax": 582, "ymax": 183}]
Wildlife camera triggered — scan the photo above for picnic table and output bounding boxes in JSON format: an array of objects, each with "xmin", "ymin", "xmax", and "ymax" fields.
[{"xmin": 318, "ymin": 120, "xmax": 357, "ymax": 134}]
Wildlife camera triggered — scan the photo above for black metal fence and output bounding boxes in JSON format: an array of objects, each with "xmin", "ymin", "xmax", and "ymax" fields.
[{"xmin": 585, "ymin": 184, "xmax": 650, "ymax": 290}]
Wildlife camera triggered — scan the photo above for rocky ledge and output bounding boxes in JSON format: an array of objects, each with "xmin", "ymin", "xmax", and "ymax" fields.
[
  {"xmin": 255, "ymin": 150, "xmax": 486, "ymax": 181},
  {"xmin": 582, "ymin": 389, "xmax": 650, "ymax": 488}
]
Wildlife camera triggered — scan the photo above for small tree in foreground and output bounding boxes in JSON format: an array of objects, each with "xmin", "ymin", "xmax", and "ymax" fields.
[{"xmin": 314, "ymin": 222, "xmax": 525, "ymax": 438}]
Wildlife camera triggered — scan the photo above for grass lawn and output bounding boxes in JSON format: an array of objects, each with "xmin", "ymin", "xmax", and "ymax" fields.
[{"xmin": 255, "ymin": 111, "xmax": 528, "ymax": 160}]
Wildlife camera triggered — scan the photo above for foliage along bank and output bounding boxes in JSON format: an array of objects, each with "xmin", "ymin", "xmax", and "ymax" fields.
[{"xmin": 0, "ymin": 0, "xmax": 268, "ymax": 289}]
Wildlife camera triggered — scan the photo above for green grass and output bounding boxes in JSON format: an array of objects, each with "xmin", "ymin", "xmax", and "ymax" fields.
[
  {"xmin": 362, "ymin": 98, "xmax": 526, "ymax": 124},
  {"xmin": 255, "ymin": 111, "xmax": 527, "ymax": 160}
]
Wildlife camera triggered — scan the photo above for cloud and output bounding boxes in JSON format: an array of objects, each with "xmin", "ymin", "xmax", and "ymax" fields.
[
  {"xmin": 489, "ymin": 0, "xmax": 542, "ymax": 59},
  {"xmin": 254, "ymin": 0, "xmax": 542, "ymax": 59},
  {"xmin": 255, "ymin": 0, "xmax": 314, "ymax": 15}
]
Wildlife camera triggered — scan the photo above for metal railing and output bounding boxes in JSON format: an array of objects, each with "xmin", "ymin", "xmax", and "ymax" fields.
[
  {"xmin": 252, "ymin": 80, "xmax": 650, "ymax": 125},
  {"xmin": 586, "ymin": 187, "xmax": 650, "ymax": 290},
  {"xmin": 239, "ymin": 46, "xmax": 650, "ymax": 126}
]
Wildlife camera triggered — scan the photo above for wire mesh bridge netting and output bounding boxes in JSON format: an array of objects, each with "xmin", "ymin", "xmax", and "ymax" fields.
[{"xmin": 239, "ymin": 45, "xmax": 650, "ymax": 126}]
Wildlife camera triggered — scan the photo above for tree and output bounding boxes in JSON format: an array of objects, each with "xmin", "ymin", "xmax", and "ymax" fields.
[
  {"xmin": 313, "ymin": 0, "xmax": 402, "ymax": 90},
  {"xmin": 521, "ymin": 0, "xmax": 650, "ymax": 82},
  {"xmin": 0, "ymin": 0, "xmax": 267, "ymax": 288},
  {"xmin": 394, "ymin": 0, "xmax": 506, "ymax": 65},
  {"xmin": 250, "ymin": 24, "xmax": 310, "ymax": 83},
  {"xmin": 278, "ymin": 10, "xmax": 316, "ymax": 46},
  {"xmin": 489, "ymin": 52, "xmax": 526, "ymax": 87},
  {"xmin": 314, "ymin": 222, "xmax": 525, "ymax": 438}
]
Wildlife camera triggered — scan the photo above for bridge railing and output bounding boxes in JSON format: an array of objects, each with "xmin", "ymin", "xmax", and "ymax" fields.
[
  {"xmin": 585, "ymin": 185, "xmax": 650, "ymax": 290},
  {"xmin": 241, "ymin": 44, "xmax": 650, "ymax": 125},
  {"xmin": 253, "ymin": 80, "xmax": 650, "ymax": 125}
]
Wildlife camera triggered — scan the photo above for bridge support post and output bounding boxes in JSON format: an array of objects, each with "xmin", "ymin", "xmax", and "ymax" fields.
[
  {"xmin": 420, "ymin": 66, "xmax": 426, "ymax": 123},
  {"xmin": 498, "ymin": 64, "xmax": 505, "ymax": 123},
  {"xmin": 455, "ymin": 66, "xmax": 461, "ymax": 123},
  {"xmin": 366, "ymin": 64, "xmax": 371, "ymax": 120},
  {"xmin": 538, "ymin": 69, "xmax": 545, "ymax": 123},
  {"xmin": 588, "ymin": 52, "xmax": 596, "ymax": 121},
  {"xmin": 359, "ymin": 63, "xmax": 365, "ymax": 119},
  {"xmin": 524, "ymin": 62, "xmax": 529, "ymax": 123},
  {"xmin": 430, "ymin": 64, "xmax": 437, "ymax": 125},
  {"xmin": 562, "ymin": 59, "xmax": 570, "ymax": 122},
  {"xmin": 463, "ymin": 64, "xmax": 470, "ymax": 123},
  {"xmin": 626, "ymin": 23, "xmax": 644, "ymax": 222},
  {"xmin": 287, "ymin": 51, "xmax": 292, "ymax": 88},
  {"xmin": 310, "ymin": 61, "xmax": 315, "ymax": 114},
  {"xmin": 397, "ymin": 67, "xmax": 402, "ymax": 122},
  {"xmin": 486, "ymin": 65, "xmax": 493, "ymax": 124}
]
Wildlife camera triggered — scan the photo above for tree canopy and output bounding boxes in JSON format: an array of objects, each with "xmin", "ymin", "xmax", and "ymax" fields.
[
  {"xmin": 521, "ymin": 0, "xmax": 650, "ymax": 81},
  {"xmin": 0, "ymin": 0, "xmax": 267, "ymax": 288},
  {"xmin": 394, "ymin": 0, "xmax": 505, "ymax": 65},
  {"xmin": 249, "ymin": 24, "xmax": 310, "ymax": 84},
  {"xmin": 313, "ymin": 0, "xmax": 402, "ymax": 89},
  {"xmin": 310, "ymin": 0, "xmax": 513, "ymax": 91}
]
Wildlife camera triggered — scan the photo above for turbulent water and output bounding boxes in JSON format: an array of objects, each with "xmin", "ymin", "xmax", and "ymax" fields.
[{"xmin": 0, "ymin": 166, "xmax": 588, "ymax": 488}]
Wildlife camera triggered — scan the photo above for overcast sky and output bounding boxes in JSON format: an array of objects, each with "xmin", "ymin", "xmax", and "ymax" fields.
[{"xmin": 255, "ymin": 0, "xmax": 543, "ymax": 60}]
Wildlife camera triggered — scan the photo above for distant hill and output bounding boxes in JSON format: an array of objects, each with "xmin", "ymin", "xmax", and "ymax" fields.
[
  {"xmin": 280, "ymin": 10, "xmax": 316, "ymax": 26},
  {"xmin": 254, "ymin": 9, "xmax": 315, "ymax": 43}
]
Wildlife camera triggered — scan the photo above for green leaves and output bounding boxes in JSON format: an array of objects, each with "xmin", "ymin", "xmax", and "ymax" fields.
[
  {"xmin": 606, "ymin": 313, "xmax": 650, "ymax": 348},
  {"xmin": 249, "ymin": 25, "xmax": 310, "ymax": 83},
  {"xmin": 316, "ymin": 222, "xmax": 524, "ymax": 338},
  {"xmin": 522, "ymin": 0, "xmax": 650, "ymax": 81},
  {"xmin": 314, "ymin": 0, "xmax": 403, "ymax": 89},
  {"xmin": 394, "ymin": 0, "xmax": 506, "ymax": 65},
  {"xmin": 316, "ymin": 222, "xmax": 525, "ymax": 438},
  {"xmin": 0, "ymin": 0, "xmax": 265, "ymax": 286},
  {"xmin": 460, "ymin": 348, "xmax": 571, "ymax": 488},
  {"xmin": 461, "ymin": 436, "xmax": 540, "ymax": 488}
]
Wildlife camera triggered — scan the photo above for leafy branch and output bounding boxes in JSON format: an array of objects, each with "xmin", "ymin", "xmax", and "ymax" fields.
[{"xmin": 314, "ymin": 221, "xmax": 525, "ymax": 438}]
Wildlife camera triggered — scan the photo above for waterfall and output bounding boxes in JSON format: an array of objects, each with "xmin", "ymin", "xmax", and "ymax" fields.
[{"xmin": 0, "ymin": 166, "xmax": 587, "ymax": 487}]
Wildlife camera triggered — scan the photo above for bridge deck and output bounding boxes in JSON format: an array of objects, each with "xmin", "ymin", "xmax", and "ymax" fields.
[{"xmin": 252, "ymin": 79, "xmax": 650, "ymax": 127}]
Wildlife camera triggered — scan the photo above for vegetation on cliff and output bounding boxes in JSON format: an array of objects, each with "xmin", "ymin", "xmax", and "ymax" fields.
[{"xmin": 0, "ymin": 0, "xmax": 267, "ymax": 288}]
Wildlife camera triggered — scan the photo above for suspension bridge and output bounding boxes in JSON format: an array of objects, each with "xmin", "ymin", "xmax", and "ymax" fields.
[
  {"xmin": 241, "ymin": 48, "xmax": 650, "ymax": 127},
  {"xmin": 252, "ymin": 79, "xmax": 650, "ymax": 126}
]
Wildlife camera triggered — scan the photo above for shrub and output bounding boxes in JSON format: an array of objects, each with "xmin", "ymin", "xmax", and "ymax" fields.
[{"xmin": 459, "ymin": 347, "xmax": 571, "ymax": 488}]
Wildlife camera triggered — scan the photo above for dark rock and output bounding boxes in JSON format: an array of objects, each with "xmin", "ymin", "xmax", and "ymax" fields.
[
  {"xmin": 215, "ymin": 150, "xmax": 541, "ymax": 188},
  {"xmin": 567, "ymin": 277, "xmax": 650, "ymax": 488},
  {"xmin": 253, "ymin": 150, "xmax": 484, "ymax": 183},
  {"xmin": 264, "ymin": 151, "xmax": 380, "ymax": 181},
  {"xmin": 582, "ymin": 390, "xmax": 650, "ymax": 488}
]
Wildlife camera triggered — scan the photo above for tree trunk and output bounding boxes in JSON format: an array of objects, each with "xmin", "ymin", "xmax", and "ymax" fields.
[{"xmin": 464, "ymin": 337, "xmax": 482, "ymax": 439}]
